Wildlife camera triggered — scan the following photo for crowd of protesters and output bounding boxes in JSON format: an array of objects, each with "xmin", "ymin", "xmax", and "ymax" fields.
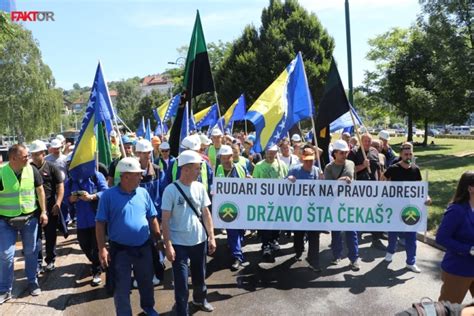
[{"xmin": 0, "ymin": 128, "xmax": 472, "ymax": 315}]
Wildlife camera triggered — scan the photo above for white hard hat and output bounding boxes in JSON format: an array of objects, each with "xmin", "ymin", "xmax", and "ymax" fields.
[
  {"xmin": 378, "ymin": 130, "xmax": 391, "ymax": 141},
  {"xmin": 135, "ymin": 139, "xmax": 153, "ymax": 152},
  {"xmin": 180, "ymin": 135, "xmax": 201, "ymax": 151},
  {"xmin": 30, "ymin": 140, "xmax": 47, "ymax": 153},
  {"xmin": 117, "ymin": 157, "xmax": 144, "ymax": 173},
  {"xmin": 291, "ymin": 134, "xmax": 302, "ymax": 142},
  {"xmin": 56, "ymin": 134, "xmax": 65, "ymax": 142},
  {"xmin": 266, "ymin": 144, "xmax": 278, "ymax": 151},
  {"xmin": 178, "ymin": 150, "xmax": 203, "ymax": 167},
  {"xmin": 50, "ymin": 139, "xmax": 62, "ymax": 149},
  {"xmin": 218, "ymin": 145, "xmax": 233, "ymax": 156},
  {"xmin": 159, "ymin": 142, "xmax": 170, "ymax": 150},
  {"xmin": 211, "ymin": 128, "xmax": 223, "ymax": 137},
  {"xmin": 333, "ymin": 140, "xmax": 349, "ymax": 152},
  {"xmin": 110, "ymin": 130, "xmax": 117, "ymax": 137},
  {"xmin": 199, "ymin": 134, "xmax": 212, "ymax": 146}
]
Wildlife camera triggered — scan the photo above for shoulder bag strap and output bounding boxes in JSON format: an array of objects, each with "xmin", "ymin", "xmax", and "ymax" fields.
[
  {"xmin": 336, "ymin": 164, "xmax": 346, "ymax": 179},
  {"xmin": 173, "ymin": 182, "xmax": 209, "ymax": 239}
]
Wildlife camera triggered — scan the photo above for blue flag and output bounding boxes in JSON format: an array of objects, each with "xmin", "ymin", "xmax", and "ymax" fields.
[
  {"xmin": 136, "ymin": 117, "xmax": 146, "ymax": 138},
  {"xmin": 245, "ymin": 52, "xmax": 313, "ymax": 152},
  {"xmin": 153, "ymin": 109, "xmax": 169, "ymax": 136},
  {"xmin": 223, "ymin": 94, "xmax": 246, "ymax": 129},
  {"xmin": 145, "ymin": 118, "xmax": 152, "ymax": 141},
  {"xmin": 329, "ymin": 104, "xmax": 363, "ymax": 132},
  {"xmin": 195, "ymin": 104, "xmax": 219, "ymax": 129},
  {"xmin": 179, "ymin": 102, "xmax": 196, "ymax": 151},
  {"xmin": 69, "ymin": 62, "xmax": 115, "ymax": 180}
]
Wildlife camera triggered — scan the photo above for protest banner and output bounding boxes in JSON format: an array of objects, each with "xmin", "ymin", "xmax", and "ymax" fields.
[{"xmin": 212, "ymin": 178, "xmax": 428, "ymax": 232}]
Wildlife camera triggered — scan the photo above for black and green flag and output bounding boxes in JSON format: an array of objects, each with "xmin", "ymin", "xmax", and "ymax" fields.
[
  {"xmin": 315, "ymin": 58, "xmax": 351, "ymax": 167},
  {"xmin": 170, "ymin": 10, "xmax": 214, "ymax": 157},
  {"xmin": 183, "ymin": 10, "xmax": 215, "ymax": 99}
]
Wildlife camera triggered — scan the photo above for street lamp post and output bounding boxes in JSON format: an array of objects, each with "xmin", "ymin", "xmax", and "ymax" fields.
[
  {"xmin": 167, "ymin": 57, "xmax": 186, "ymax": 66},
  {"xmin": 345, "ymin": 0, "xmax": 354, "ymax": 107}
]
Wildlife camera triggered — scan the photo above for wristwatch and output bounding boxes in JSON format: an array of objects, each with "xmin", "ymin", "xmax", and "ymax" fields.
[{"xmin": 470, "ymin": 246, "xmax": 474, "ymax": 256}]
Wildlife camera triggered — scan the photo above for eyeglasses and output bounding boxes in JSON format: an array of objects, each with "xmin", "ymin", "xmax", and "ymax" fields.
[{"xmin": 161, "ymin": 149, "xmax": 169, "ymax": 152}]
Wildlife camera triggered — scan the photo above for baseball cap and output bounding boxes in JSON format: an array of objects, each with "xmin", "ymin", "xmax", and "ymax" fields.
[
  {"xmin": 291, "ymin": 134, "xmax": 302, "ymax": 142},
  {"xmin": 302, "ymin": 148, "xmax": 315, "ymax": 160},
  {"xmin": 117, "ymin": 157, "xmax": 143, "ymax": 173},
  {"xmin": 178, "ymin": 150, "xmax": 203, "ymax": 167},
  {"xmin": 333, "ymin": 140, "xmax": 349, "ymax": 152},
  {"xmin": 159, "ymin": 142, "xmax": 170, "ymax": 150},
  {"xmin": 211, "ymin": 128, "xmax": 223, "ymax": 137},
  {"xmin": 378, "ymin": 130, "xmax": 391, "ymax": 141}
]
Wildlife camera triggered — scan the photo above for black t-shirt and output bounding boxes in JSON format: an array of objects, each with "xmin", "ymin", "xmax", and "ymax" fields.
[
  {"xmin": 347, "ymin": 147, "xmax": 380, "ymax": 181},
  {"xmin": 384, "ymin": 162, "xmax": 422, "ymax": 182},
  {"xmin": 31, "ymin": 161, "xmax": 63, "ymax": 208},
  {"xmin": 108, "ymin": 157, "xmax": 121, "ymax": 178}
]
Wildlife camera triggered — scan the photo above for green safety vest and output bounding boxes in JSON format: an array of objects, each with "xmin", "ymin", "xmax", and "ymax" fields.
[
  {"xmin": 172, "ymin": 160, "xmax": 209, "ymax": 191},
  {"xmin": 208, "ymin": 145, "xmax": 218, "ymax": 170},
  {"xmin": 113, "ymin": 168, "xmax": 120, "ymax": 186},
  {"xmin": 0, "ymin": 163, "xmax": 36, "ymax": 217},
  {"xmin": 233, "ymin": 156, "xmax": 248, "ymax": 170},
  {"xmin": 216, "ymin": 163, "xmax": 246, "ymax": 179}
]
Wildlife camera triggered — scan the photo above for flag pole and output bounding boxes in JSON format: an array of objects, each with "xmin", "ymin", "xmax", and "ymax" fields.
[
  {"xmin": 348, "ymin": 106, "xmax": 367, "ymax": 160},
  {"xmin": 310, "ymin": 118, "xmax": 323, "ymax": 171}
]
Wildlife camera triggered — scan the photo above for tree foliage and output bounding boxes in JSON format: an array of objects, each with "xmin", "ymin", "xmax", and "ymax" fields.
[
  {"xmin": 0, "ymin": 21, "xmax": 62, "ymax": 141},
  {"xmin": 215, "ymin": 0, "xmax": 335, "ymax": 113},
  {"xmin": 114, "ymin": 78, "xmax": 142, "ymax": 128},
  {"xmin": 132, "ymin": 90, "xmax": 167, "ymax": 130}
]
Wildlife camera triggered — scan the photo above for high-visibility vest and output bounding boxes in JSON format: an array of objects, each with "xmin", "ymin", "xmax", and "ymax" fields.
[
  {"xmin": 113, "ymin": 168, "xmax": 120, "ymax": 186},
  {"xmin": 0, "ymin": 163, "xmax": 36, "ymax": 217},
  {"xmin": 208, "ymin": 145, "xmax": 217, "ymax": 169},
  {"xmin": 216, "ymin": 163, "xmax": 246, "ymax": 179},
  {"xmin": 233, "ymin": 156, "xmax": 248, "ymax": 170}
]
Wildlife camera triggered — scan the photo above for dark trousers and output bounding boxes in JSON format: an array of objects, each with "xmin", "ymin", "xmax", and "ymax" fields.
[
  {"xmin": 77, "ymin": 227, "xmax": 101, "ymax": 274},
  {"xmin": 259, "ymin": 230, "xmax": 280, "ymax": 249},
  {"xmin": 227, "ymin": 229, "xmax": 245, "ymax": 262},
  {"xmin": 110, "ymin": 241, "xmax": 155, "ymax": 316},
  {"xmin": 294, "ymin": 231, "xmax": 320, "ymax": 263},
  {"xmin": 150, "ymin": 241, "xmax": 165, "ymax": 280},
  {"xmin": 172, "ymin": 242, "xmax": 207, "ymax": 316},
  {"xmin": 331, "ymin": 231, "xmax": 359, "ymax": 262},
  {"xmin": 37, "ymin": 214, "xmax": 59, "ymax": 265}
]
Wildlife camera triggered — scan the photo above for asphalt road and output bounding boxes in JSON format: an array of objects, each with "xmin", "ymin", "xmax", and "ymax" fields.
[{"xmin": 1, "ymin": 229, "xmax": 470, "ymax": 315}]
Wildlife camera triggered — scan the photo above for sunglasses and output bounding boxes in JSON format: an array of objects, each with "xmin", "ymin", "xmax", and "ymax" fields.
[{"xmin": 161, "ymin": 149, "xmax": 169, "ymax": 152}]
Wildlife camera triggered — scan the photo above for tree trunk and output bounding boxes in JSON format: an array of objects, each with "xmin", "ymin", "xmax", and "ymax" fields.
[
  {"xmin": 407, "ymin": 111, "xmax": 413, "ymax": 142},
  {"xmin": 423, "ymin": 118, "xmax": 428, "ymax": 146}
]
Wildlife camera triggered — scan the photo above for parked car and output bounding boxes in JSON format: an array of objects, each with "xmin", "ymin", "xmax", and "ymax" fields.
[
  {"xmin": 428, "ymin": 129, "xmax": 440, "ymax": 136},
  {"xmin": 449, "ymin": 126, "xmax": 471, "ymax": 135}
]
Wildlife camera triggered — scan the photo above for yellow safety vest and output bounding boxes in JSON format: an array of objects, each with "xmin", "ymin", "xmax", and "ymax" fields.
[
  {"xmin": 216, "ymin": 163, "xmax": 246, "ymax": 179},
  {"xmin": 0, "ymin": 163, "xmax": 36, "ymax": 217}
]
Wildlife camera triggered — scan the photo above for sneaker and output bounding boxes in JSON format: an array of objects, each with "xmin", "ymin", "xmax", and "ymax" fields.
[
  {"xmin": 331, "ymin": 258, "xmax": 341, "ymax": 265},
  {"xmin": 231, "ymin": 259, "xmax": 241, "ymax": 271},
  {"xmin": 294, "ymin": 252, "xmax": 303, "ymax": 261},
  {"xmin": 350, "ymin": 259, "xmax": 360, "ymax": 271},
  {"xmin": 192, "ymin": 300, "xmax": 215, "ymax": 312},
  {"xmin": 240, "ymin": 261, "xmax": 250, "ymax": 267},
  {"xmin": 91, "ymin": 273, "xmax": 102, "ymax": 286},
  {"xmin": 406, "ymin": 264, "xmax": 421, "ymax": 273},
  {"xmin": 262, "ymin": 245, "xmax": 272, "ymax": 257},
  {"xmin": 45, "ymin": 262, "xmax": 56, "ymax": 271},
  {"xmin": 142, "ymin": 307, "xmax": 159, "ymax": 316},
  {"xmin": 220, "ymin": 229, "xmax": 227, "ymax": 235},
  {"xmin": 37, "ymin": 265, "xmax": 45, "ymax": 276},
  {"xmin": 384, "ymin": 253, "xmax": 393, "ymax": 262},
  {"xmin": 0, "ymin": 292, "xmax": 11, "ymax": 304},
  {"xmin": 270, "ymin": 240, "xmax": 280, "ymax": 251},
  {"xmin": 28, "ymin": 283, "xmax": 41, "ymax": 296},
  {"xmin": 371, "ymin": 239, "xmax": 386, "ymax": 250},
  {"xmin": 152, "ymin": 275, "xmax": 161, "ymax": 286}
]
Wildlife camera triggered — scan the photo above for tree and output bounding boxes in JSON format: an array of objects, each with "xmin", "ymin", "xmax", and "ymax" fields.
[
  {"xmin": 0, "ymin": 22, "xmax": 63, "ymax": 141},
  {"xmin": 215, "ymin": 0, "xmax": 335, "ymax": 114},
  {"xmin": 115, "ymin": 78, "xmax": 142, "ymax": 128},
  {"xmin": 132, "ymin": 90, "xmax": 167, "ymax": 129}
]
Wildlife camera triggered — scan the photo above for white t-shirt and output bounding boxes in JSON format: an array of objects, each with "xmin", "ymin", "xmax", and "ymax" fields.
[
  {"xmin": 161, "ymin": 180, "xmax": 211, "ymax": 246},
  {"xmin": 279, "ymin": 154, "xmax": 300, "ymax": 168}
]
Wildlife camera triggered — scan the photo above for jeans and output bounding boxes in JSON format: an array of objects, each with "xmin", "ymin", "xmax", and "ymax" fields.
[
  {"xmin": 387, "ymin": 231, "xmax": 417, "ymax": 265},
  {"xmin": 77, "ymin": 227, "xmax": 101, "ymax": 274},
  {"xmin": 227, "ymin": 229, "xmax": 245, "ymax": 262},
  {"xmin": 110, "ymin": 241, "xmax": 156, "ymax": 316},
  {"xmin": 0, "ymin": 217, "xmax": 39, "ymax": 293},
  {"xmin": 331, "ymin": 231, "xmax": 359, "ymax": 263},
  {"xmin": 172, "ymin": 242, "xmax": 207, "ymax": 316}
]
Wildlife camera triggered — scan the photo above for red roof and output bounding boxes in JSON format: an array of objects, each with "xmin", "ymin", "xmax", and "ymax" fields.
[
  {"xmin": 142, "ymin": 74, "xmax": 169, "ymax": 86},
  {"xmin": 109, "ymin": 89, "xmax": 118, "ymax": 97}
]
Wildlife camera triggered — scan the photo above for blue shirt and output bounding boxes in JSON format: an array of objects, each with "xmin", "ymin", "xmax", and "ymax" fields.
[
  {"xmin": 96, "ymin": 186, "xmax": 157, "ymax": 246},
  {"xmin": 287, "ymin": 164, "xmax": 320, "ymax": 180},
  {"xmin": 64, "ymin": 171, "xmax": 108, "ymax": 229},
  {"xmin": 139, "ymin": 163, "xmax": 167, "ymax": 220},
  {"xmin": 436, "ymin": 202, "xmax": 474, "ymax": 277}
]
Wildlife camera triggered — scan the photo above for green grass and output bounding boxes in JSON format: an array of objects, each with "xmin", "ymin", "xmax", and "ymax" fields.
[{"xmin": 388, "ymin": 136, "xmax": 474, "ymax": 232}]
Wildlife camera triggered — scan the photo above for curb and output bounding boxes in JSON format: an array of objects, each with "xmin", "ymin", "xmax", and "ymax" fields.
[{"xmin": 416, "ymin": 232, "xmax": 445, "ymax": 252}]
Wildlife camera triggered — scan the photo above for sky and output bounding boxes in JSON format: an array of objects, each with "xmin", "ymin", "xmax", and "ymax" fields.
[{"xmin": 9, "ymin": 0, "xmax": 422, "ymax": 91}]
